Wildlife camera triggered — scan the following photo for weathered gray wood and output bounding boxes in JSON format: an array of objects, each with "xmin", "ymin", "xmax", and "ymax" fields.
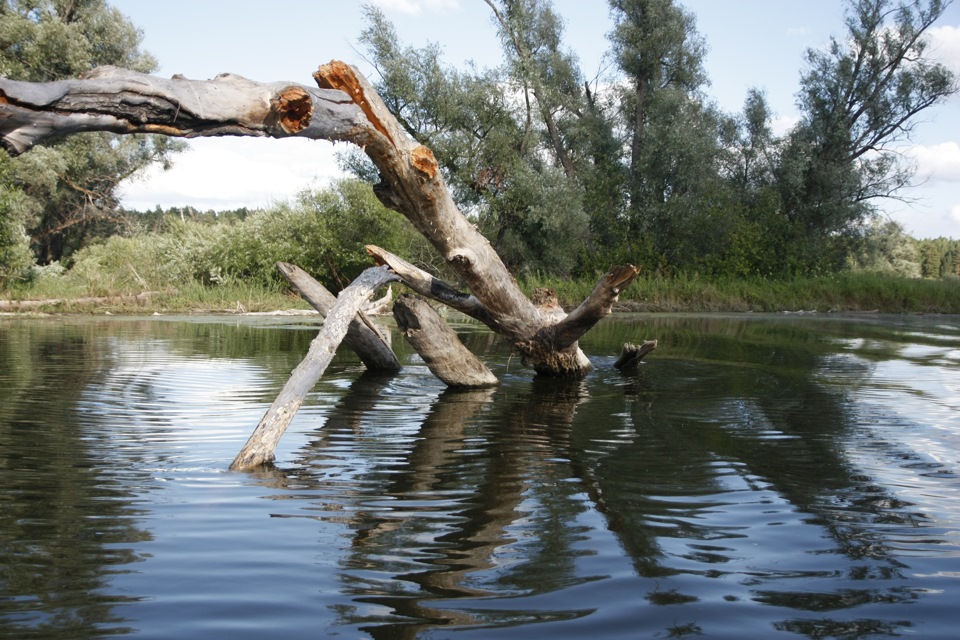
[
  {"xmin": 365, "ymin": 244, "xmax": 499, "ymax": 329},
  {"xmin": 0, "ymin": 66, "xmax": 367, "ymax": 154},
  {"xmin": 0, "ymin": 290, "xmax": 167, "ymax": 311},
  {"xmin": 393, "ymin": 294, "xmax": 498, "ymax": 388},
  {"xmin": 230, "ymin": 266, "xmax": 398, "ymax": 471},
  {"xmin": 275, "ymin": 261, "xmax": 400, "ymax": 372},
  {"xmin": 614, "ymin": 340, "xmax": 659, "ymax": 372},
  {"xmin": 550, "ymin": 266, "xmax": 641, "ymax": 349}
]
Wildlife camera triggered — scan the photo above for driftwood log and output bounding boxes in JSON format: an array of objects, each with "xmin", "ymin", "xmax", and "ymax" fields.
[
  {"xmin": 230, "ymin": 266, "xmax": 398, "ymax": 470},
  {"xmin": 0, "ymin": 61, "xmax": 643, "ymax": 378},
  {"xmin": 393, "ymin": 294, "xmax": 498, "ymax": 388},
  {"xmin": 0, "ymin": 290, "xmax": 169, "ymax": 311},
  {"xmin": 614, "ymin": 340, "xmax": 659, "ymax": 372},
  {"xmin": 275, "ymin": 261, "xmax": 400, "ymax": 372}
]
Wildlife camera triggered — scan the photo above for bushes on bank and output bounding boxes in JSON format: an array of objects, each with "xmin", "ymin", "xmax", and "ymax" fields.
[{"xmin": 56, "ymin": 179, "xmax": 424, "ymax": 294}]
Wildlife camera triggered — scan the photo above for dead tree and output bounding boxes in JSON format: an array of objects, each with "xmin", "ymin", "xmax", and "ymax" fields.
[
  {"xmin": 230, "ymin": 266, "xmax": 398, "ymax": 470},
  {"xmin": 0, "ymin": 61, "xmax": 645, "ymax": 378}
]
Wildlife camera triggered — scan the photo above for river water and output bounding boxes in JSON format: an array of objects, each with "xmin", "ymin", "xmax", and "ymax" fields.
[{"xmin": 1, "ymin": 312, "xmax": 958, "ymax": 639}]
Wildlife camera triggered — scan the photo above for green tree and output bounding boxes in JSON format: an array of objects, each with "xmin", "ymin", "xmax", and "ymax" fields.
[
  {"xmin": 608, "ymin": 0, "xmax": 726, "ymax": 269},
  {"xmin": 915, "ymin": 237, "xmax": 960, "ymax": 278},
  {"xmin": 722, "ymin": 89, "xmax": 778, "ymax": 197},
  {"xmin": 0, "ymin": 0, "xmax": 183, "ymax": 271},
  {"xmin": 848, "ymin": 219, "xmax": 921, "ymax": 277},
  {"xmin": 348, "ymin": 3, "xmax": 593, "ymax": 277},
  {"xmin": 775, "ymin": 0, "xmax": 956, "ymax": 271}
]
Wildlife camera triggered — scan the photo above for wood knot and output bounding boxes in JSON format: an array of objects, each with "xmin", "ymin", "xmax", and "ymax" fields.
[
  {"xmin": 411, "ymin": 145, "xmax": 438, "ymax": 179},
  {"xmin": 272, "ymin": 86, "xmax": 313, "ymax": 134}
]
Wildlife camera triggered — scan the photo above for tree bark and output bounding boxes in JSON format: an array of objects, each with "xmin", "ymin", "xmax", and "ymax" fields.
[
  {"xmin": 275, "ymin": 261, "xmax": 400, "ymax": 372},
  {"xmin": 230, "ymin": 266, "xmax": 397, "ymax": 471},
  {"xmin": 0, "ymin": 290, "xmax": 169, "ymax": 311},
  {"xmin": 614, "ymin": 340, "xmax": 658, "ymax": 372},
  {"xmin": 393, "ymin": 294, "xmax": 498, "ymax": 388},
  {"xmin": 0, "ymin": 62, "xmax": 641, "ymax": 377}
]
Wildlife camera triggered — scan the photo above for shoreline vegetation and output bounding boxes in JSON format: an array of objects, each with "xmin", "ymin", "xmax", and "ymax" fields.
[{"xmin": 2, "ymin": 272, "xmax": 958, "ymax": 317}]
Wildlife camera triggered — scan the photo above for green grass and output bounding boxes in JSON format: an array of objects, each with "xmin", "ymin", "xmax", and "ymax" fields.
[
  {"xmin": 3, "ymin": 270, "xmax": 958, "ymax": 315},
  {"xmin": 522, "ymin": 271, "xmax": 960, "ymax": 314},
  {"xmin": 0, "ymin": 280, "xmax": 310, "ymax": 315}
]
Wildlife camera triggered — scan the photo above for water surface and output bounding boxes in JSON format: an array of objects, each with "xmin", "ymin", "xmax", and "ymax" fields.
[{"xmin": 1, "ymin": 313, "xmax": 958, "ymax": 639}]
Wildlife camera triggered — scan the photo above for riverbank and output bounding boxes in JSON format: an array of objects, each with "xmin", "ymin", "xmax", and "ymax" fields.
[{"xmin": 2, "ymin": 272, "xmax": 959, "ymax": 316}]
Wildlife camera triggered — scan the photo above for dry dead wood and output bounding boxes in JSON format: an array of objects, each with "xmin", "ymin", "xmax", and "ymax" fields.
[
  {"xmin": 614, "ymin": 340, "xmax": 659, "ymax": 372},
  {"xmin": 230, "ymin": 266, "xmax": 397, "ymax": 471},
  {"xmin": 0, "ymin": 290, "xmax": 168, "ymax": 311},
  {"xmin": 393, "ymin": 294, "xmax": 498, "ymax": 388},
  {"xmin": 275, "ymin": 261, "xmax": 399, "ymax": 372}
]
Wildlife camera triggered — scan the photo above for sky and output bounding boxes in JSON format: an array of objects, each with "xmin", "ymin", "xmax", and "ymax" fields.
[{"xmin": 111, "ymin": 0, "xmax": 960, "ymax": 239}]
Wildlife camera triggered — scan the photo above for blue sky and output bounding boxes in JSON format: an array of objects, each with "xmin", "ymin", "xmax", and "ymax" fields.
[{"xmin": 112, "ymin": 0, "xmax": 960, "ymax": 239}]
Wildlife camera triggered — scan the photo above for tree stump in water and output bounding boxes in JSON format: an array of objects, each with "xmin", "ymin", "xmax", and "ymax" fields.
[{"xmin": 614, "ymin": 340, "xmax": 659, "ymax": 372}]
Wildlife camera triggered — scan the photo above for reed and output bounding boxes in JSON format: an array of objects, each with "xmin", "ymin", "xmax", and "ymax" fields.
[
  {"xmin": 4, "ymin": 270, "xmax": 958, "ymax": 315},
  {"xmin": 523, "ymin": 272, "xmax": 960, "ymax": 315}
]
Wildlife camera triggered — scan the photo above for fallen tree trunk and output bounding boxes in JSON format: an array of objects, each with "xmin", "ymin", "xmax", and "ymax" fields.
[
  {"xmin": 0, "ymin": 61, "xmax": 644, "ymax": 377},
  {"xmin": 275, "ymin": 261, "xmax": 399, "ymax": 372},
  {"xmin": 393, "ymin": 294, "xmax": 498, "ymax": 388},
  {"xmin": 0, "ymin": 290, "xmax": 169, "ymax": 311},
  {"xmin": 230, "ymin": 266, "xmax": 397, "ymax": 471}
]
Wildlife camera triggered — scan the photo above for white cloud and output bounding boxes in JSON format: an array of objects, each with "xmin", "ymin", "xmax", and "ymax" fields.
[
  {"xmin": 927, "ymin": 25, "xmax": 960, "ymax": 71},
  {"xmin": 951, "ymin": 204, "xmax": 960, "ymax": 224},
  {"xmin": 771, "ymin": 114, "xmax": 800, "ymax": 137},
  {"xmin": 370, "ymin": 0, "xmax": 459, "ymax": 16},
  {"xmin": 908, "ymin": 141, "xmax": 960, "ymax": 183},
  {"xmin": 119, "ymin": 136, "xmax": 345, "ymax": 211}
]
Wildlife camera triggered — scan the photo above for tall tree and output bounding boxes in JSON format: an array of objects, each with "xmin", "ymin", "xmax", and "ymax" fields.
[
  {"xmin": 485, "ymin": 0, "xmax": 626, "ymax": 267},
  {"xmin": 0, "ymin": 0, "xmax": 182, "ymax": 268},
  {"xmin": 776, "ymin": 0, "xmax": 956, "ymax": 268},
  {"xmin": 723, "ymin": 88, "xmax": 778, "ymax": 197},
  {"xmin": 607, "ymin": 0, "xmax": 724, "ymax": 266}
]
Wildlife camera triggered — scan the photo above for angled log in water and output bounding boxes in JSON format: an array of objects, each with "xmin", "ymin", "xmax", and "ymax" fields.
[
  {"xmin": 614, "ymin": 340, "xmax": 659, "ymax": 372},
  {"xmin": 230, "ymin": 266, "xmax": 398, "ymax": 471},
  {"xmin": 393, "ymin": 294, "xmax": 498, "ymax": 388},
  {"xmin": 0, "ymin": 62, "xmax": 645, "ymax": 377},
  {"xmin": 275, "ymin": 262, "xmax": 400, "ymax": 372}
]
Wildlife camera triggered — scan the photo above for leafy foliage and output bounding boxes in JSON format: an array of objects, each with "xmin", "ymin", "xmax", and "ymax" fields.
[
  {"xmin": 342, "ymin": 0, "xmax": 955, "ymax": 279},
  {"xmin": 59, "ymin": 179, "xmax": 423, "ymax": 293},
  {"xmin": 2, "ymin": 0, "xmax": 956, "ymax": 291},
  {"xmin": 0, "ymin": 0, "xmax": 184, "ymax": 273}
]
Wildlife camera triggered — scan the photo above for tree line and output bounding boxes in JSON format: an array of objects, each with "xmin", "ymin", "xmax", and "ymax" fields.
[{"xmin": 1, "ymin": 0, "xmax": 957, "ymax": 291}]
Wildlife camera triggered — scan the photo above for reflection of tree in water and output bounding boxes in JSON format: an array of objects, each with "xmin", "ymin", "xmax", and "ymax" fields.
[
  {"xmin": 0, "ymin": 316, "xmax": 370, "ymax": 638},
  {"xmin": 266, "ymin": 315, "xmax": 943, "ymax": 638},
  {"xmin": 269, "ymin": 371, "xmax": 597, "ymax": 637},
  {"xmin": 582, "ymin": 316, "xmax": 930, "ymax": 636},
  {"xmin": 0, "ymin": 321, "xmax": 153, "ymax": 638}
]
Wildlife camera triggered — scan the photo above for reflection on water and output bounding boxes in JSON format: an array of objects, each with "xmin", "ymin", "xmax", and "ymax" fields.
[{"xmin": 1, "ymin": 313, "xmax": 959, "ymax": 639}]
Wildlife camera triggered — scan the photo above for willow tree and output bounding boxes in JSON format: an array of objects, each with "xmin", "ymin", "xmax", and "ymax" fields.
[
  {"xmin": 0, "ymin": 0, "xmax": 183, "ymax": 268},
  {"xmin": 776, "ymin": 0, "xmax": 957, "ymax": 269}
]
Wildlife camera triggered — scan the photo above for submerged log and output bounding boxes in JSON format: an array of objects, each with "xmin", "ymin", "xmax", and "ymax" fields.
[
  {"xmin": 393, "ymin": 294, "xmax": 498, "ymax": 388},
  {"xmin": 275, "ymin": 261, "xmax": 399, "ymax": 372},
  {"xmin": 614, "ymin": 340, "xmax": 659, "ymax": 372},
  {"xmin": 0, "ymin": 290, "xmax": 169, "ymax": 311},
  {"xmin": 230, "ymin": 266, "xmax": 397, "ymax": 471}
]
